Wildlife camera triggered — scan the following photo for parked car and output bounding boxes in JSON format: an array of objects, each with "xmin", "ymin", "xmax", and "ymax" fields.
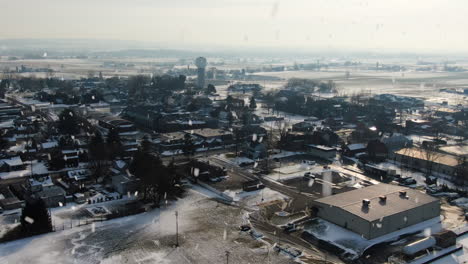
[
  {"xmin": 249, "ymin": 230, "xmax": 263, "ymax": 239},
  {"xmin": 303, "ymin": 172, "xmax": 316, "ymax": 180},
  {"xmin": 400, "ymin": 177, "xmax": 416, "ymax": 185},
  {"xmin": 302, "ymin": 160, "xmax": 316, "ymax": 165},
  {"xmin": 283, "ymin": 223, "xmax": 297, "ymax": 233},
  {"xmin": 239, "ymin": 225, "xmax": 251, "ymax": 232}
]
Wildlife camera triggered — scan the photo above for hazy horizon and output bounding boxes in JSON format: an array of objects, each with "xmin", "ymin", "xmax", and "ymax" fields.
[{"xmin": 2, "ymin": 0, "xmax": 468, "ymax": 54}]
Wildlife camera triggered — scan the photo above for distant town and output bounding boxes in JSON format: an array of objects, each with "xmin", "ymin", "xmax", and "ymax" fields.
[{"xmin": 0, "ymin": 52, "xmax": 467, "ymax": 264}]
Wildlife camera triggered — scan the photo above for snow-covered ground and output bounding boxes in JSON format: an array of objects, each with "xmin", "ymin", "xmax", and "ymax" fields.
[
  {"xmin": 223, "ymin": 187, "xmax": 289, "ymax": 209},
  {"xmin": 266, "ymin": 164, "xmax": 322, "ymax": 182},
  {"xmin": 303, "ymin": 216, "xmax": 443, "ymax": 260},
  {"xmin": 0, "ymin": 189, "xmax": 293, "ymax": 264},
  {"xmin": 414, "ymin": 230, "xmax": 468, "ymax": 264}
]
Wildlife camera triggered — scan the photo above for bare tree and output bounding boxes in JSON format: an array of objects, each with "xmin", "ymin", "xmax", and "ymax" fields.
[
  {"xmin": 420, "ymin": 143, "xmax": 443, "ymax": 182},
  {"xmin": 454, "ymin": 156, "xmax": 467, "ymax": 186}
]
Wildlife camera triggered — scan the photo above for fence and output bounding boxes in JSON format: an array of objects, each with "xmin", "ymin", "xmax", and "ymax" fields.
[{"xmin": 52, "ymin": 206, "xmax": 146, "ymax": 232}]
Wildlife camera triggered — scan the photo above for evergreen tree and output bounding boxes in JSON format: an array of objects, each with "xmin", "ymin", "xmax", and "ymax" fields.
[
  {"xmin": 249, "ymin": 97, "xmax": 257, "ymax": 109},
  {"xmin": 227, "ymin": 111, "xmax": 234, "ymax": 127},
  {"xmin": 205, "ymin": 84, "xmax": 216, "ymax": 94},
  {"xmin": 88, "ymin": 132, "xmax": 109, "ymax": 183},
  {"xmin": 182, "ymin": 133, "xmax": 196, "ymax": 158},
  {"xmin": 48, "ymin": 149, "xmax": 65, "ymax": 170},
  {"xmin": 58, "ymin": 108, "xmax": 80, "ymax": 135},
  {"xmin": 0, "ymin": 130, "xmax": 8, "ymax": 150},
  {"xmin": 130, "ymin": 138, "xmax": 161, "ymax": 202},
  {"xmin": 21, "ymin": 198, "xmax": 53, "ymax": 235},
  {"xmin": 241, "ymin": 109, "xmax": 251, "ymax": 125},
  {"xmin": 106, "ymin": 128, "xmax": 123, "ymax": 160}
]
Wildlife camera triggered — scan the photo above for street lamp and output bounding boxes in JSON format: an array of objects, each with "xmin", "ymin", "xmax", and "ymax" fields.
[
  {"xmin": 175, "ymin": 211, "xmax": 179, "ymax": 247},
  {"xmin": 225, "ymin": 250, "xmax": 230, "ymax": 264}
]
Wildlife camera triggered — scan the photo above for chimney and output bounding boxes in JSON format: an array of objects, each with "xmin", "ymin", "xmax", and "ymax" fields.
[
  {"xmin": 379, "ymin": 196, "xmax": 387, "ymax": 203},
  {"xmin": 362, "ymin": 199, "xmax": 371, "ymax": 207}
]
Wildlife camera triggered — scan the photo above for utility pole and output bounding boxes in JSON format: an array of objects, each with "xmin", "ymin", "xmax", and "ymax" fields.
[
  {"xmin": 175, "ymin": 211, "xmax": 179, "ymax": 247},
  {"xmin": 225, "ymin": 250, "xmax": 230, "ymax": 264}
]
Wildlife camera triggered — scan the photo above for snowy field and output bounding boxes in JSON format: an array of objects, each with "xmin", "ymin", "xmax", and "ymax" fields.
[
  {"xmin": 254, "ymin": 69, "xmax": 468, "ymax": 106},
  {"xmin": 0, "ymin": 190, "xmax": 294, "ymax": 264}
]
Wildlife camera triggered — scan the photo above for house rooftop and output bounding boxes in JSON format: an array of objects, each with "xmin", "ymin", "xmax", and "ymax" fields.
[
  {"xmin": 36, "ymin": 185, "xmax": 66, "ymax": 198},
  {"xmin": 347, "ymin": 143, "xmax": 366, "ymax": 151},
  {"xmin": 314, "ymin": 183, "xmax": 439, "ymax": 222},
  {"xmin": 160, "ymin": 131, "xmax": 187, "ymax": 141},
  {"xmin": 308, "ymin": 144, "xmax": 336, "ymax": 151},
  {"xmin": 186, "ymin": 128, "xmax": 231, "ymax": 138},
  {"xmin": 0, "ymin": 156, "xmax": 23, "ymax": 167},
  {"xmin": 395, "ymin": 147, "xmax": 460, "ymax": 167}
]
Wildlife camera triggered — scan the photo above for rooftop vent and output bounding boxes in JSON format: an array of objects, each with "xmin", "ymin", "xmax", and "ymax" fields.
[
  {"xmin": 362, "ymin": 199, "xmax": 371, "ymax": 207},
  {"xmin": 399, "ymin": 191, "xmax": 407, "ymax": 197},
  {"xmin": 379, "ymin": 196, "xmax": 387, "ymax": 203}
]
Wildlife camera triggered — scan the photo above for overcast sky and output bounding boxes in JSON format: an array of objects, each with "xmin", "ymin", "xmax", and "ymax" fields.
[{"xmin": 2, "ymin": 0, "xmax": 468, "ymax": 53}]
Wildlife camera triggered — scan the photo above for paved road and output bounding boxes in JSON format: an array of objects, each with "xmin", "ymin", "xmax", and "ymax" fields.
[
  {"xmin": 249, "ymin": 214, "xmax": 343, "ymax": 264},
  {"xmin": 207, "ymin": 156, "xmax": 347, "ymax": 263}
]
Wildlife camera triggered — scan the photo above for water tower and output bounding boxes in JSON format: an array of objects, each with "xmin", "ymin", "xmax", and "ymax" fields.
[{"xmin": 195, "ymin": 57, "xmax": 207, "ymax": 88}]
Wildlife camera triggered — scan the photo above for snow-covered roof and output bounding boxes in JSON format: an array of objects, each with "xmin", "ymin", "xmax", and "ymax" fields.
[
  {"xmin": 115, "ymin": 160, "xmax": 126, "ymax": 169},
  {"xmin": 29, "ymin": 176, "xmax": 54, "ymax": 187},
  {"xmin": 309, "ymin": 144, "xmax": 336, "ymax": 151},
  {"xmin": 347, "ymin": 143, "xmax": 366, "ymax": 151},
  {"xmin": 0, "ymin": 156, "xmax": 23, "ymax": 167},
  {"xmin": 37, "ymin": 185, "xmax": 66, "ymax": 198},
  {"xmin": 62, "ymin": 149, "xmax": 80, "ymax": 154},
  {"xmin": 41, "ymin": 141, "xmax": 58, "ymax": 149},
  {"xmin": 67, "ymin": 169, "xmax": 90, "ymax": 181}
]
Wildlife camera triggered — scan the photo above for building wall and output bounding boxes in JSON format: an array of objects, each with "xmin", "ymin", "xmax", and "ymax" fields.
[
  {"xmin": 314, "ymin": 203, "xmax": 371, "ymax": 239},
  {"xmin": 308, "ymin": 148, "xmax": 336, "ymax": 160},
  {"xmin": 42, "ymin": 194, "xmax": 66, "ymax": 208},
  {"xmin": 369, "ymin": 201, "xmax": 440, "ymax": 239},
  {"xmin": 315, "ymin": 200, "xmax": 440, "ymax": 239}
]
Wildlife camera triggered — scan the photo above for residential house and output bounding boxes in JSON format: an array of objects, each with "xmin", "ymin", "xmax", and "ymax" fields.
[
  {"xmin": 343, "ymin": 143, "xmax": 367, "ymax": 157},
  {"xmin": 244, "ymin": 141, "xmax": 267, "ymax": 159},
  {"xmin": 188, "ymin": 159, "xmax": 227, "ymax": 182},
  {"xmin": 381, "ymin": 133, "xmax": 413, "ymax": 150},
  {"xmin": 29, "ymin": 176, "xmax": 66, "ymax": 208},
  {"xmin": 0, "ymin": 156, "xmax": 25, "ymax": 172},
  {"xmin": 111, "ymin": 174, "xmax": 140, "ymax": 195},
  {"xmin": 188, "ymin": 128, "xmax": 233, "ymax": 149}
]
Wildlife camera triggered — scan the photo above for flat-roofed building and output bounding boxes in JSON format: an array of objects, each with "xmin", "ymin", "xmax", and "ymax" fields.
[
  {"xmin": 186, "ymin": 128, "xmax": 233, "ymax": 148},
  {"xmin": 312, "ymin": 183, "xmax": 440, "ymax": 239},
  {"xmin": 390, "ymin": 147, "xmax": 461, "ymax": 177},
  {"xmin": 307, "ymin": 144, "xmax": 337, "ymax": 160}
]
